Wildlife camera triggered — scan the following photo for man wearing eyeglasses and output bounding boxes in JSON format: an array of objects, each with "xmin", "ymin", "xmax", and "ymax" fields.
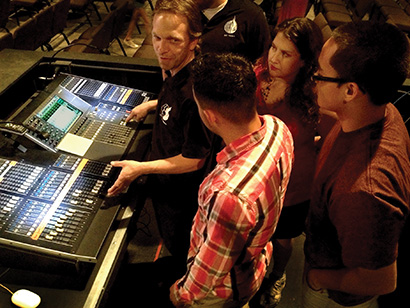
[{"xmin": 303, "ymin": 21, "xmax": 410, "ymax": 308}]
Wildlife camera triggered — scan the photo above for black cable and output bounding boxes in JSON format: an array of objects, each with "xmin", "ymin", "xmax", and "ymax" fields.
[
  {"xmin": 39, "ymin": 42, "xmax": 110, "ymax": 81},
  {"xmin": 393, "ymin": 90, "xmax": 410, "ymax": 106},
  {"xmin": 393, "ymin": 90, "xmax": 410, "ymax": 125},
  {"xmin": 135, "ymin": 204, "xmax": 153, "ymax": 238},
  {"xmin": 0, "ymin": 268, "xmax": 10, "ymax": 280},
  {"xmin": 0, "ymin": 268, "xmax": 13, "ymax": 295}
]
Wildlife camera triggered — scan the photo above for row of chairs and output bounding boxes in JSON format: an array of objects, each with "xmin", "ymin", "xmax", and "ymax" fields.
[
  {"xmin": 70, "ymin": 0, "xmax": 106, "ymax": 27},
  {"xmin": 372, "ymin": 0, "xmax": 410, "ymax": 33},
  {"xmin": 314, "ymin": 0, "xmax": 375, "ymax": 28},
  {"xmin": 0, "ymin": 0, "xmax": 70, "ymax": 51},
  {"xmin": 64, "ymin": 0, "xmax": 128, "ymax": 56},
  {"xmin": 0, "ymin": 0, "xmax": 12, "ymax": 31},
  {"xmin": 314, "ymin": 0, "xmax": 410, "ymax": 33},
  {"xmin": 2, "ymin": 0, "xmax": 104, "ymax": 28},
  {"xmin": 2, "ymin": 0, "xmax": 54, "ymax": 28},
  {"xmin": 313, "ymin": 12, "xmax": 334, "ymax": 42},
  {"xmin": 315, "ymin": 0, "xmax": 353, "ymax": 27}
]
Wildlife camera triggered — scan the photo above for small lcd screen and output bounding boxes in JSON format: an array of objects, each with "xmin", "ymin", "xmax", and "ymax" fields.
[{"xmin": 37, "ymin": 96, "xmax": 83, "ymax": 132}]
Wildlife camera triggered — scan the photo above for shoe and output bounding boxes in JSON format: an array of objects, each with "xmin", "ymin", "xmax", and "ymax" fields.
[
  {"xmin": 123, "ymin": 39, "xmax": 140, "ymax": 49},
  {"xmin": 259, "ymin": 273, "xmax": 286, "ymax": 308}
]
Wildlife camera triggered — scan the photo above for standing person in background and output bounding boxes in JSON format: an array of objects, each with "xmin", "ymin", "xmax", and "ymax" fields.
[
  {"xmin": 108, "ymin": 0, "xmax": 212, "ymax": 284},
  {"xmin": 196, "ymin": 0, "xmax": 273, "ymax": 177},
  {"xmin": 253, "ymin": 17, "xmax": 323, "ymax": 308},
  {"xmin": 170, "ymin": 52, "xmax": 294, "ymax": 308},
  {"xmin": 304, "ymin": 21, "xmax": 410, "ymax": 308},
  {"xmin": 124, "ymin": 0, "xmax": 151, "ymax": 48},
  {"xmin": 197, "ymin": 0, "xmax": 271, "ymax": 63}
]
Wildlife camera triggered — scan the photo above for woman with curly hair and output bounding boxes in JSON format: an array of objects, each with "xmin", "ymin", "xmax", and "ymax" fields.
[{"xmin": 254, "ymin": 17, "xmax": 323, "ymax": 308}]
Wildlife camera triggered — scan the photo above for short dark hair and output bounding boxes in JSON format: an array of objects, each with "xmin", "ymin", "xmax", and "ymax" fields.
[
  {"xmin": 331, "ymin": 21, "xmax": 410, "ymax": 106},
  {"xmin": 153, "ymin": 0, "xmax": 202, "ymax": 41},
  {"xmin": 190, "ymin": 53, "xmax": 258, "ymax": 123}
]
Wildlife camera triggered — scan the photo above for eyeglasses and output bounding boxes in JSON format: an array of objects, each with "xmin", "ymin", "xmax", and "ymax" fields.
[
  {"xmin": 311, "ymin": 74, "xmax": 366, "ymax": 93},
  {"xmin": 311, "ymin": 74, "xmax": 348, "ymax": 84}
]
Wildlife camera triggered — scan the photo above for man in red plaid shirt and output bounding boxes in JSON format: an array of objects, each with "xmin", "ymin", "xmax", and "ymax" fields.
[{"xmin": 170, "ymin": 53, "xmax": 294, "ymax": 307}]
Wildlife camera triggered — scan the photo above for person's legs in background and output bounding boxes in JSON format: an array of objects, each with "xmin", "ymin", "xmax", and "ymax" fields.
[
  {"xmin": 258, "ymin": 201, "xmax": 309, "ymax": 308},
  {"xmin": 124, "ymin": 0, "xmax": 151, "ymax": 48}
]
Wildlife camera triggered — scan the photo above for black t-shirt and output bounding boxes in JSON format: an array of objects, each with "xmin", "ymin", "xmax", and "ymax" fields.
[
  {"xmin": 150, "ymin": 65, "xmax": 211, "ymax": 161},
  {"xmin": 149, "ymin": 64, "xmax": 213, "ymax": 189},
  {"xmin": 200, "ymin": 0, "xmax": 271, "ymax": 63}
]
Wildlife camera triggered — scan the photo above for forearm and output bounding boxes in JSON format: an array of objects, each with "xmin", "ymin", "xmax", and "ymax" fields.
[
  {"xmin": 308, "ymin": 261, "xmax": 397, "ymax": 296},
  {"xmin": 144, "ymin": 99, "xmax": 158, "ymax": 112},
  {"xmin": 141, "ymin": 154, "xmax": 205, "ymax": 175},
  {"xmin": 173, "ymin": 195, "xmax": 251, "ymax": 304},
  {"xmin": 126, "ymin": 99, "xmax": 158, "ymax": 122},
  {"xmin": 107, "ymin": 154, "xmax": 205, "ymax": 196},
  {"xmin": 172, "ymin": 246, "xmax": 234, "ymax": 306}
]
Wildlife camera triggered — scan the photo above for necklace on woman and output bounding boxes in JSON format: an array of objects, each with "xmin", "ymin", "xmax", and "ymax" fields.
[
  {"xmin": 260, "ymin": 77, "xmax": 289, "ymax": 105},
  {"xmin": 261, "ymin": 77, "xmax": 273, "ymax": 103}
]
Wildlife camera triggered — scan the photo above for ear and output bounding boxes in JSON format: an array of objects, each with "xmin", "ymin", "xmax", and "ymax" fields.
[
  {"xmin": 298, "ymin": 59, "xmax": 305, "ymax": 72},
  {"xmin": 344, "ymin": 82, "xmax": 362, "ymax": 102},
  {"xmin": 202, "ymin": 108, "xmax": 217, "ymax": 125},
  {"xmin": 189, "ymin": 38, "xmax": 199, "ymax": 52}
]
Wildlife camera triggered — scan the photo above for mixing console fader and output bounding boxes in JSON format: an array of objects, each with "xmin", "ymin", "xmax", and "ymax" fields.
[
  {"xmin": 59, "ymin": 74, "xmax": 154, "ymax": 108},
  {"xmin": 0, "ymin": 154, "xmax": 116, "ymax": 256},
  {"xmin": 70, "ymin": 117, "xmax": 133, "ymax": 146},
  {"xmin": 0, "ymin": 160, "xmax": 44, "ymax": 195},
  {"xmin": 53, "ymin": 154, "xmax": 114, "ymax": 178}
]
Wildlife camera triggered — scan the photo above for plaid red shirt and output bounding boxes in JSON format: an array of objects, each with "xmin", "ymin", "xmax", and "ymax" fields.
[{"xmin": 171, "ymin": 115, "xmax": 294, "ymax": 305}]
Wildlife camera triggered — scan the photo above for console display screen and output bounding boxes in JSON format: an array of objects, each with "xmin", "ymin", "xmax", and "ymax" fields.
[{"xmin": 37, "ymin": 96, "xmax": 83, "ymax": 132}]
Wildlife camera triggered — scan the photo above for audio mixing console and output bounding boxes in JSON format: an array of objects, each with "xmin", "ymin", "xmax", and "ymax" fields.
[
  {"xmin": 0, "ymin": 69, "xmax": 155, "ymax": 288},
  {"xmin": 0, "ymin": 154, "xmax": 115, "ymax": 256},
  {"xmin": 0, "ymin": 53, "xmax": 160, "ymax": 298},
  {"xmin": 19, "ymin": 73, "xmax": 156, "ymax": 161}
]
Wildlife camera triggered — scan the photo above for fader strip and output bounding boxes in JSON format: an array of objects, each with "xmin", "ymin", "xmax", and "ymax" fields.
[
  {"xmin": 30, "ymin": 158, "xmax": 88, "ymax": 240},
  {"xmin": 53, "ymin": 154, "xmax": 114, "ymax": 178},
  {"xmin": 60, "ymin": 74, "xmax": 153, "ymax": 108},
  {"xmin": 0, "ymin": 159, "xmax": 44, "ymax": 195}
]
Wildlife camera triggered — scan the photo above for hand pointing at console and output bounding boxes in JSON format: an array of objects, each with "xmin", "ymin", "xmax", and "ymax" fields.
[
  {"xmin": 125, "ymin": 99, "xmax": 158, "ymax": 123},
  {"xmin": 107, "ymin": 155, "xmax": 205, "ymax": 196},
  {"xmin": 107, "ymin": 160, "xmax": 145, "ymax": 196}
]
